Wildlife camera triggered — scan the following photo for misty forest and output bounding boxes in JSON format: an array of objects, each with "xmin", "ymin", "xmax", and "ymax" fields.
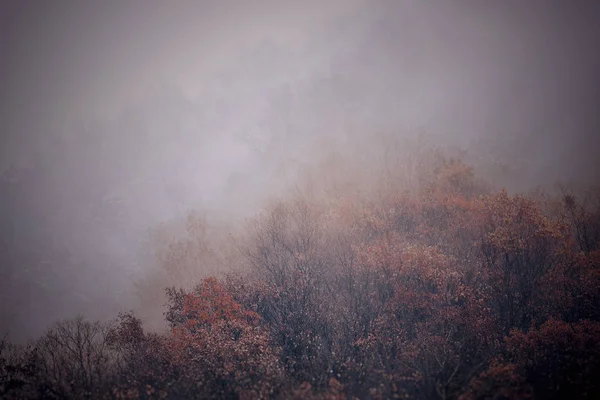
[{"xmin": 1, "ymin": 2, "xmax": 600, "ymax": 399}]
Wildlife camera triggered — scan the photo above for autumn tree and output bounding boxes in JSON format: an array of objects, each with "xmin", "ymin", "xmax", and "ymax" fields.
[
  {"xmin": 464, "ymin": 319, "xmax": 600, "ymax": 399},
  {"xmin": 165, "ymin": 277, "xmax": 283, "ymax": 399},
  {"xmin": 477, "ymin": 191, "xmax": 569, "ymax": 333},
  {"xmin": 239, "ymin": 198, "xmax": 341, "ymax": 389}
]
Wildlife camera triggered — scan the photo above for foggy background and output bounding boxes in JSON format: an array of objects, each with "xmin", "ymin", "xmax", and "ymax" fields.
[{"xmin": 1, "ymin": 1, "xmax": 599, "ymax": 341}]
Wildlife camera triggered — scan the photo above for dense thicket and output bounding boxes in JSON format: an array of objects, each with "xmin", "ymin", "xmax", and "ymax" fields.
[{"xmin": 2, "ymin": 156, "xmax": 599, "ymax": 399}]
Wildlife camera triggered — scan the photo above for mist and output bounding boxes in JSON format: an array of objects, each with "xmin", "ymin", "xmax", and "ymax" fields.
[{"xmin": 1, "ymin": 1, "xmax": 599, "ymax": 341}]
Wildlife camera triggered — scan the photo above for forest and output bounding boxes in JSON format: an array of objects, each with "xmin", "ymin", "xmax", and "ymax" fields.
[
  {"xmin": 1, "ymin": 151, "xmax": 599, "ymax": 400},
  {"xmin": 3, "ymin": 1, "xmax": 600, "ymax": 398}
]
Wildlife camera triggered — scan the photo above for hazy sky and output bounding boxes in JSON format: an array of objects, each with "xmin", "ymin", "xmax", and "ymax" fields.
[{"xmin": 1, "ymin": 1, "xmax": 599, "ymax": 340}]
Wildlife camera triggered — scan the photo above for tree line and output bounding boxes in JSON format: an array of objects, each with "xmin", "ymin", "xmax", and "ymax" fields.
[{"xmin": 2, "ymin": 156, "xmax": 599, "ymax": 399}]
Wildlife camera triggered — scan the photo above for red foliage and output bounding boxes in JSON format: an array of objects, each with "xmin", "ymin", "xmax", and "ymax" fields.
[{"xmin": 166, "ymin": 277, "xmax": 283, "ymax": 399}]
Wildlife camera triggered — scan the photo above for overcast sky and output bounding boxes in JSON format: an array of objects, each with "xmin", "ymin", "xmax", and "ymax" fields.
[{"xmin": 1, "ymin": 1, "xmax": 599, "ymax": 340}]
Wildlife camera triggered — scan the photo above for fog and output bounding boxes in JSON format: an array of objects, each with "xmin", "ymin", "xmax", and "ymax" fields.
[{"xmin": 1, "ymin": 1, "xmax": 599, "ymax": 341}]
